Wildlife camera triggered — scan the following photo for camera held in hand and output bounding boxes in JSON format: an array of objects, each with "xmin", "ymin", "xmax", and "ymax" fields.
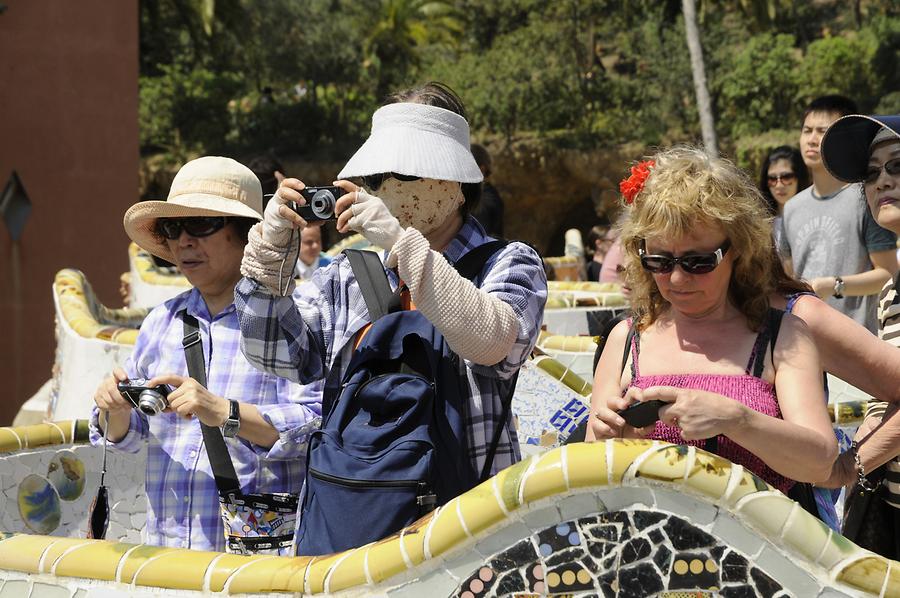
[
  {"xmin": 293, "ymin": 186, "xmax": 347, "ymax": 222},
  {"xmin": 117, "ymin": 379, "xmax": 171, "ymax": 416}
]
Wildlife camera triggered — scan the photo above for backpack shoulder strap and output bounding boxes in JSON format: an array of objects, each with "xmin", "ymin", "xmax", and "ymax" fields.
[
  {"xmin": 345, "ymin": 249, "xmax": 401, "ymax": 321},
  {"xmin": 452, "ymin": 240, "xmax": 510, "ymax": 281},
  {"xmin": 181, "ymin": 312, "xmax": 241, "ymax": 497}
]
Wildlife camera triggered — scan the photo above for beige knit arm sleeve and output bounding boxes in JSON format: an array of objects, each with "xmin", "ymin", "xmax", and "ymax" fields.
[
  {"xmin": 391, "ymin": 228, "xmax": 519, "ymax": 366},
  {"xmin": 240, "ymin": 222, "xmax": 300, "ymax": 296}
]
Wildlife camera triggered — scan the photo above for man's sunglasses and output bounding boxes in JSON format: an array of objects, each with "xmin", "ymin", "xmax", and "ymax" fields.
[
  {"xmin": 767, "ymin": 172, "xmax": 796, "ymax": 186},
  {"xmin": 361, "ymin": 172, "xmax": 422, "ymax": 191},
  {"xmin": 864, "ymin": 157, "xmax": 900, "ymax": 185},
  {"xmin": 155, "ymin": 216, "xmax": 227, "ymax": 240},
  {"xmin": 639, "ymin": 239, "xmax": 731, "ymax": 275}
]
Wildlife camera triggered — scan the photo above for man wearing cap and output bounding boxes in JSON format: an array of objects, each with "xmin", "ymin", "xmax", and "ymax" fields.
[
  {"xmin": 236, "ymin": 82, "xmax": 547, "ymax": 479},
  {"xmin": 90, "ymin": 156, "xmax": 320, "ymax": 551},
  {"xmin": 779, "ymin": 95, "xmax": 898, "ymax": 332}
]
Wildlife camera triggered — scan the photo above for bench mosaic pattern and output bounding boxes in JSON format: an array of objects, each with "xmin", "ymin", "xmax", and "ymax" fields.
[{"xmin": 0, "ymin": 423, "xmax": 898, "ymax": 596}]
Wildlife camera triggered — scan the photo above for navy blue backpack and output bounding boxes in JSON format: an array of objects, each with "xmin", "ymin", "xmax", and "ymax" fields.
[{"xmin": 295, "ymin": 241, "xmax": 515, "ymax": 556}]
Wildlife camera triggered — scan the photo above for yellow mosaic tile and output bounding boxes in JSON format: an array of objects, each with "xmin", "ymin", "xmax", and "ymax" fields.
[
  {"xmin": 395, "ymin": 513, "xmax": 434, "ymax": 569},
  {"xmin": 19, "ymin": 423, "xmax": 66, "ymax": 449},
  {"xmin": 736, "ymin": 494, "xmax": 797, "ymax": 538},
  {"xmin": 52, "ymin": 541, "xmax": 134, "ymax": 581},
  {"xmin": 609, "ymin": 439, "xmax": 656, "ymax": 484},
  {"xmin": 0, "ymin": 428, "xmax": 23, "ymax": 452},
  {"xmin": 836, "ymin": 556, "xmax": 889, "ymax": 596},
  {"xmin": 0, "ymin": 535, "xmax": 57, "ymax": 573},
  {"xmin": 325, "ymin": 546, "xmax": 373, "ymax": 593},
  {"xmin": 305, "ymin": 552, "xmax": 348, "ymax": 595},
  {"xmin": 117, "ymin": 544, "xmax": 177, "ymax": 583},
  {"xmin": 884, "ymin": 562, "xmax": 900, "ymax": 598},
  {"xmin": 565, "ymin": 442, "xmax": 608, "ymax": 489},
  {"xmin": 423, "ymin": 501, "xmax": 470, "ymax": 559},
  {"xmin": 132, "ymin": 548, "xmax": 220, "ymax": 590},
  {"xmin": 539, "ymin": 335, "xmax": 597, "ymax": 353},
  {"xmin": 207, "ymin": 553, "xmax": 270, "ymax": 592},
  {"xmin": 634, "ymin": 445, "xmax": 690, "ymax": 484},
  {"xmin": 521, "ymin": 448, "xmax": 567, "ymax": 503},
  {"xmin": 226, "ymin": 556, "xmax": 310, "ymax": 594},
  {"xmin": 39, "ymin": 537, "xmax": 94, "ymax": 572},
  {"xmin": 779, "ymin": 506, "xmax": 833, "ymax": 564},
  {"xmin": 456, "ymin": 479, "xmax": 509, "ymax": 537},
  {"xmin": 816, "ymin": 532, "xmax": 859, "ymax": 571},
  {"xmin": 493, "ymin": 455, "xmax": 536, "ymax": 512},
  {"xmin": 364, "ymin": 536, "xmax": 410, "ymax": 584},
  {"xmin": 683, "ymin": 450, "xmax": 733, "ymax": 500},
  {"xmin": 722, "ymin": 467, "xmax": 769, "ymax": 507}
]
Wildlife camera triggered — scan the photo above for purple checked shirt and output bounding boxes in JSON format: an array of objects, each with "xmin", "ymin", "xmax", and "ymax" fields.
[
  {"xmin": 89, "ymin": 288, "xmax": 320, "ymax": 552},
  {"xmin": 235, "ymin": 217, "xmax": 547, "ymax": 475}
]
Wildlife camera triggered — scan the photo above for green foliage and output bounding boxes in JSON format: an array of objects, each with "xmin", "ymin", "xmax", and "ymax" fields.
[
  {"xmin": 716, "ymin": 34, "xmax": 801, "ymax": 138},
  {"xmin": 137, "ymin": 0, "xmax": 900, "ymax": 163}
]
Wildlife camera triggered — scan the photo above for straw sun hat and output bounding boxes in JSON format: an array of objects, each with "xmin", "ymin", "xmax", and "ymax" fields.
[
  {"xmin": 338, "ymin": 102, "xmax": 483, "ymax": 183},
  {"xmin": 123, "ymin": 156, "xmax": 263, "ymax": 263}
]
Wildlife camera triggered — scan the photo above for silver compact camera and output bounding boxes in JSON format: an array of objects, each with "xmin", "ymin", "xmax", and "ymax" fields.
[
  {"xmin": 117, "ymin": 379, "xmax": 171, "ymax": 416},
  {"xmin": 293, "ymin": 186, "xmax": 347, "ymax": 222}
]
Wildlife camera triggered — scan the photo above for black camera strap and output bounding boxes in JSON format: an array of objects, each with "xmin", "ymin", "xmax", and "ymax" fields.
[{"xmin": 182, "ymin": 312, "xmax": 241, "ymax": 497}]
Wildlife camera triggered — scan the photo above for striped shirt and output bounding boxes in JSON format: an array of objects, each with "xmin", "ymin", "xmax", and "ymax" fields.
[
  {"xmin": 234, "ymin": 217, "xmax": 547, "ymax": 475},
  {"xmin": 867, "ymin": 275, "xmax": 900, "ymax": 508},
  {"xmin": 89, "ymin": 288, "xmax": 320, "ymax": 551}
]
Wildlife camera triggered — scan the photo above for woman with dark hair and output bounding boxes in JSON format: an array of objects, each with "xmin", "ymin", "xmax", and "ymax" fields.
[{"xmin": 759, "ymin": 146, "xmax": 809, "ymax": 249}]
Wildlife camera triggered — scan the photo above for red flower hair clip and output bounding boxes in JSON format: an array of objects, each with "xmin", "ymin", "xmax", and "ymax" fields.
[{"xmin": 619, "ymin": 160, "xmax": 655, "ymax": 205}]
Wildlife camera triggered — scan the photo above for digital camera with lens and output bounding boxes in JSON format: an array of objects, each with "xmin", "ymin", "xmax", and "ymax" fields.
[
  {"xmin": 117, "ymin": 380, "xmax": 171, "ymax": 416},
  {"xmin": 292, "ymin": 186, "xmax": 347, "ymax": 222}
]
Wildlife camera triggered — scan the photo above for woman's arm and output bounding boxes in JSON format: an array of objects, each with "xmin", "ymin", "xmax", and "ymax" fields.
[
  {"xmin": 645, "ymin": 314, "xmax": 837, "ymax": 483},
  {"xmin": 587, "ymin": 320, "xmax": 635, "ymax": 441},
  {"xmin": 788, "ymin": 294, "xmax": 900, "ymax": 403}
]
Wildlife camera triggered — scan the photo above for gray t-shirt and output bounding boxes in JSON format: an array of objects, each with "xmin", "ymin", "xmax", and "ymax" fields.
[{"xmin": 779, "ymin": 183, "xmax": 897, "ymax": 331}]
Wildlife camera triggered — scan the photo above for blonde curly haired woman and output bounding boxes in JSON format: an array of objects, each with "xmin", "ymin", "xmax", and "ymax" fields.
[{"xmin": 588, "ymin": 147, "xmax": 838, "ymax": 496}]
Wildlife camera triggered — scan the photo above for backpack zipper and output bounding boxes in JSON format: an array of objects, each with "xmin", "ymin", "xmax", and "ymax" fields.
[{"xmin": 310, "ymin": 468, "xmax": 423, "ymax": 488}]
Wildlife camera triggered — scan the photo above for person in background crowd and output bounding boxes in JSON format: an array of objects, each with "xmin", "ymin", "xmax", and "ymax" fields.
[
  {"xmin": 90, "ymin": 156, "xmax": 318, "ymax": 551},
  {"xmin": 590, "ymin": 148, "xmax": 837, "ymax": 502},
  {"xmin": 585, "ymin": 224, "xmax": 616, "ymax": 282},
  {"xmin": 248, "ymin": 154, "xmax": 286, "ymax": 210},
  {"xmin": 779, "ymin": 95, "xmax": 898, "ymax": 332},
  {"xmin": 470, "ymin": 143, "xmax": 505, "ymax": 237},
  {"xmin": 759, "ymin": 146, "xmax": 809, "ymax": 250},
  {"xmin": 294, "ymin": 224, "xmax": 332, "ymax": 281}
]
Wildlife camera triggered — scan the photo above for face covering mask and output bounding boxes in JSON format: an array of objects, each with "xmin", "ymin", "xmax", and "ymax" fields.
[{"xmin": 376, "ymin": 178, "xmax": 464, "ymax": 235}]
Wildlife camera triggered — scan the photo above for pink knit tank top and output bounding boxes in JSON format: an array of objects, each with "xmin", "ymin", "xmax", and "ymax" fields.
[{"xmin": 628, "ymin": 312, "xmax": 794, "ymax": 493}]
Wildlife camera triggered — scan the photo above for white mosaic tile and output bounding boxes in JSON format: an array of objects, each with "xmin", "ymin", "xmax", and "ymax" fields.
[
  {"xmin": 473, "ymin": 521, "xmax": 532, "ymax": 559},
  {"xmin": 585, "ymin": 486, "xmax": 655, "ymax": 513},
  {"xmin": 710, "ymin": 512, "xmax": 765, "ymax": 559},
  {"xmin": 0, "ymin": 580, "xmax": 28, "ymax": 598},
  {"xmin": 29, "ymin": 583, "xmax": 72, "ymax": 598},
  {"xmin": 557, "ymin": 492, "xmax": 608, "ymax": 522},
  {"xmin": 654, "ymin": 488, "xmax": 719, "ymax": 526},
  {"xmin": 521, "ymin": 504, "xmax": 565, "ymax": 533},
  {"xmin": 754, "ymin": 545, "xmax": 823, "ymax": 596}
]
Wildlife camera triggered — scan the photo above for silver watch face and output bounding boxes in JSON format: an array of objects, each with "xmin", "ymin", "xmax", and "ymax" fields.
[{"xmin": 222, "ymin": 419, "xmax": 240, "ymax": 438}]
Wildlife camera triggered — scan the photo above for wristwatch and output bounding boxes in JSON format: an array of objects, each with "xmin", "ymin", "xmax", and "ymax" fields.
[
  {"xmin": 833, "ymin": 276, "xmax": 845, "ymax": 299},
  {"xmin": 221, "ymin": 399, "xmax": 241, "ymax": 438}
]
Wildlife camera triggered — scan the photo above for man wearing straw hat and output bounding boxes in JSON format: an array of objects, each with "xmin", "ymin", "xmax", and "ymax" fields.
[
  {"xmin": 89, "ymin": 156, "xmax": 319, "ymax": 551},
  {"xmin": 236, "ymin": 82, "xmax": 547, "ymax": 480}
]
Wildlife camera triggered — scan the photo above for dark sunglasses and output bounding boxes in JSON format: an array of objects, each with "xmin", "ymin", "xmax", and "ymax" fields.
[
  {"xmin": 361, "ymin": 172, "xmax": 422, "ymax": 191},
  {"xmin": 864, "ymin": 157, "xmax": 900, "ymax": 185},
  {"xmin": 155, "ymin": 216, "xmax": 227, "ymax": 240},
  {"xmin": 639, "ymin": 239, "xmax": 731, "ymax": 275},
  {"xmin": 767, "ymin": 172, "xmax": 796, "ymax": 186}
]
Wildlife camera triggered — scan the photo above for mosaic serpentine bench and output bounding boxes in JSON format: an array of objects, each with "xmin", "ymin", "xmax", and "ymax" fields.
[
  {"xmin": 127, "ymin": 242, "xmax": 190, "ymax": 309},
  {"xmin": 0, "ymin": 421, "xmax": 897, "ymax": 597}
]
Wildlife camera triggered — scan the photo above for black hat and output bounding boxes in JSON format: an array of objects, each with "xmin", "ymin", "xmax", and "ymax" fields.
[{"xmin": 822, "ymin": 114, "xmax": 900, "ymax": 183}]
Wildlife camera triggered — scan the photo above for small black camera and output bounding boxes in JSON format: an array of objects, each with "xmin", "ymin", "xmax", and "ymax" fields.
[
  {"xmin": 292, "ymin": 186, "xmax": 347, "ymax": 222},
  {"xmin": 117, "ymin": 379, "xmax": 171, "ymax": 416}
]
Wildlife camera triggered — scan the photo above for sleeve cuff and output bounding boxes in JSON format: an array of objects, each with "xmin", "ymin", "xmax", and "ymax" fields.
[
  {"xmin": 88, "ymin": 406, "xmax": 146, "ymax": 453},
  {"xmin": 253, "ymin": 392, "xmax": 322, "ymax": 460}
]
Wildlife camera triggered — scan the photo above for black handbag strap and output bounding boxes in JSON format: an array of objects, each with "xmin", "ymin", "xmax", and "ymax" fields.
[{"xmin": 182, "ymin": 312, "xmax": 241, "ymax": 497}]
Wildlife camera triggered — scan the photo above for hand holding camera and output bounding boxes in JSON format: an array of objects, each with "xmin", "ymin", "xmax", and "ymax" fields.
[
  {"xmin": 117, "ymin": 379, "xmax": 172, "ymax": 416},
  {"xmin": 146, "ymin": 374, "xmax": 232, "ymax": 428},
  {"xmin": 333, "ymin": 180, "xmax": 405, "ymax": 252}
]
